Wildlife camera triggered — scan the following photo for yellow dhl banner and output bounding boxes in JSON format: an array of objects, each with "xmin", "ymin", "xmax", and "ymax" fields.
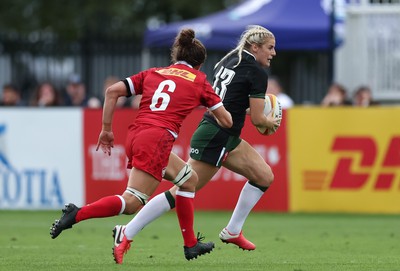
[{"xmin": 288, "ymin": 107, "xmax": 400, "ymax": 214}]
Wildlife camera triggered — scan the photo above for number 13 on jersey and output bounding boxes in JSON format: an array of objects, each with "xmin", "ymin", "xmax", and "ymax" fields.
[{"xmin": 213, "ymin": 66, "xmax": 235, "ymax": 100}]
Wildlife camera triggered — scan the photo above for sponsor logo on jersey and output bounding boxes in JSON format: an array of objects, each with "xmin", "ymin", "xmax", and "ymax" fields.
[{"xmin": 156, "ymin": 68, "xmax": 196, "ymax": 82}]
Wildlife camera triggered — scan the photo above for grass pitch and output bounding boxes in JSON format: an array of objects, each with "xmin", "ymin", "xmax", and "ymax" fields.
[{"xmin": 0, "ymin": 210, "xmax": 399, "ymax": 271}]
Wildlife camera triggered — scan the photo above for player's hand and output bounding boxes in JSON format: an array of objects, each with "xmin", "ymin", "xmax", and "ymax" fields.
[
  {"xmin": 266, "ymin": 110, "xmax": 281, "ymax": 131},
  {"xmin": 96, "ymin": 130, "xmax": 114, "ymax": 156}
]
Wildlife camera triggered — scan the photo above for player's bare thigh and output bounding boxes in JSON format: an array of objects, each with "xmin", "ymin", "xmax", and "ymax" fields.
[
  {"xmin": 188, "ymin": 158, "xmax": 219, "ymax": 190},
  {"xmin": 165, "ymin": 153, "xmax": 219, "ymax": 196},
  {"xmin": 164, "ymin": 152, "xmax": 185, "ymax": 181},
  {"xmin": 163, "ymin": 152, "xmax": 198, "ymax": 192},
  {"xmin": 222, "ymin": 139, "xmax": 273, "ymax": 187}
]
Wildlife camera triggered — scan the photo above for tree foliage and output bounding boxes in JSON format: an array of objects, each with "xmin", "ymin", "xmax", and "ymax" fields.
[{"xmin": 0, "ymin": 0, "xmax": 240, "ymax": 42}]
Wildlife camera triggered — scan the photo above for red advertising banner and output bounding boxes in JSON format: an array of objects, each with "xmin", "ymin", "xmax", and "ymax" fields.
[{"xmin": 83, "ymin": 108, "xmax": 288, "ymax": 211}]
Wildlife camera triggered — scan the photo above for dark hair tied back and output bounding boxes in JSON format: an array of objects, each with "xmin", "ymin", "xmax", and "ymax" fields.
[
  {"xmin": 177, "ymin": 29, "xmax": 195, "ymax": 46},
  {"xmin": 170, "ymin": 28, "xmax": 206, "ymax": 67}
]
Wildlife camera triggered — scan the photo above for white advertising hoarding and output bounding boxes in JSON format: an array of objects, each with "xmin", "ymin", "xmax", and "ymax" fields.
[{"xmin": 0, "ymin": 108, "xmax": 84, "ymax": 209}]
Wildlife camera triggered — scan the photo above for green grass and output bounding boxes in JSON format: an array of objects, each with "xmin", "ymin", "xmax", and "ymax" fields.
[{"xmin": 0, "ymin": 211, "xmax": 399, "ymax": 271}]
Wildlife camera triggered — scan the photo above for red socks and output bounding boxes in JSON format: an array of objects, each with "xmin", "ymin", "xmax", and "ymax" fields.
[
  {"xmin": 75, "ymin": 195, "xmax": 123, "ymax": 222},
  {"xmin": 74, "ymin": 192, "xmax": 197, "ymax": 248},
  {"xmin": 175, "ymin": 192, "xmax": 197, "ymax": 247}
]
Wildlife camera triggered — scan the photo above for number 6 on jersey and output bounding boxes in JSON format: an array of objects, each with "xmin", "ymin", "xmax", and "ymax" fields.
[{"xmin": 149, "ymin": 80, "xmax": 176, "ymax": 111}]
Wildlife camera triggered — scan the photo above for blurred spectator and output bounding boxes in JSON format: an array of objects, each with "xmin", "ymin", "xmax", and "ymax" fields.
[
  {"xmin": 352, "ymin": 85, "xmax": 378, "ymax": 107},
  {"xmin": 87, "ymin": 76, "xmax": 132, "ymax": 109},
  {"xmin": 30, "ymin": 82, "xmax": 62, "ymax": 107},
  {"xmin": 321, "ymin": 83, "xmax": 350, "ymax": 107},
  {"xmin": 0, "ymin": 83, "xmax": 25, "ymax": 106},
  {"xmin": 64, "ymin": 74, "xmax": 90, "ymax": 107},
  {"xmin": 266, "ymin": 76, "xmax": 294, "ymax": 109},
  {"xmin": 87, "ymin": 96, "xmax": 102, "ymax": 108}
]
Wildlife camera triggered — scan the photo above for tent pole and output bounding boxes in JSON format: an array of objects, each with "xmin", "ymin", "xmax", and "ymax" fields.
[{"xmin": 328, "ymin": 0, "xmax": 335, "ymax": 84}]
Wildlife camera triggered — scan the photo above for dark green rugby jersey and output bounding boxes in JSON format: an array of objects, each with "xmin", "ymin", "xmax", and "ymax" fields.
[{"xmin": 204, "ymin": 50, "xmax": 267, "ymax": 136}]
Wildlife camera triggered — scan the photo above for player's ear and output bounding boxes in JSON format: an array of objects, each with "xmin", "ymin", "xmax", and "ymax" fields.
[{"xmin": 250, "ymin": 43, "xmax": 259, "ymax": 53}]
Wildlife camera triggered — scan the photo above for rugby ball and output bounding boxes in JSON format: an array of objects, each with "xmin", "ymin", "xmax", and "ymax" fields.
[{"xmin": 256, "ymin": 94, "xmax": 282, "ymax": 136}]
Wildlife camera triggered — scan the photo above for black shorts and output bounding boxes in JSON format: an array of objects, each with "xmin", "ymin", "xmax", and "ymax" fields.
[{"xmin": 189, "ymin": 119, "xmax": 242, "ymax": 167}]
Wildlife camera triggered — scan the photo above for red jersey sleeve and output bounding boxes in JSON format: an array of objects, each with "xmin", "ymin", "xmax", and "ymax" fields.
[
  {"xmin": 201, "ymin": 79, "xmax": 223, "ymax": 110},
  {"xmin": 126, "ymin": 69, "xmax": 154, "ymax": 96}
]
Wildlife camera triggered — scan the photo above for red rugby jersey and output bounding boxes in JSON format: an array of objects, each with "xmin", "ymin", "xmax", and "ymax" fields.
[{"xmin": 126, "ymin": 62, "xmax": 222, "ymax": 135}]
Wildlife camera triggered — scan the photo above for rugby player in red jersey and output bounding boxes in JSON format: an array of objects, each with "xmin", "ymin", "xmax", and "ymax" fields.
[{"xmin": 50, "ymin": 28, "xmax": 232, "ymax": 264}]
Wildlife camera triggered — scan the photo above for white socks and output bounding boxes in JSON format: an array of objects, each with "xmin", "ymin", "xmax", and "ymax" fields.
[
  {"xmin": 225, "ymin": 182, "xmax": 264, "ymax": 234},
  {"xmin": 122, "ymin": 182, "xmax": 265, "ymax": 239},
  {"xmin": 124, "ymin": 192, "xmax": 172, "ymax": 239}
]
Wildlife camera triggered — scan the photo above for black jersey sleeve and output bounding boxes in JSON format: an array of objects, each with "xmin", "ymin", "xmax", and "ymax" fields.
[{"xmin": 248, "ymin": 66, "xmax": 268, "ymax": 99}]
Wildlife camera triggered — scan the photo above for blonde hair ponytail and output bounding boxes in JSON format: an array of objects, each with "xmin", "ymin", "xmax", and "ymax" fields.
[{"xmin": 216, "ymin": 25, "xmax": 274, "ymax": 68}]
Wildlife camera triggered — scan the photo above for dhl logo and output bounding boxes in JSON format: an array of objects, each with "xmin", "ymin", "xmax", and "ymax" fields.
[
  {"xmin": 303, "ymin": 136, "xmax": 400, "ymax": 190},
  {"xmin": 156, "ymin": 68, "xmax": 196, "ymax": 82}
]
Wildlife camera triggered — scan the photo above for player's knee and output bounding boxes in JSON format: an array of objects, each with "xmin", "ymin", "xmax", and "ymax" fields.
[
  {"xmin": 172, "ymin": 163, "xmax": 197, "ymax": 191},
  {"xmin": 265, "ymin": 170, "xmax": 274, "ymax": 187},
  {"xmin": 178, "ymin": 169, "xmax": 198, "ymax": 192},
  {"xmin": 121, "ymin": 195, "xmax": 140, "ymax": 215},
  {"xmin": 122, "ymin": 188, "xmax": 150, "ymax": 214},
  {"xmin": 252, "ymin": 166, "xmax": 274, "ymax": 188}
]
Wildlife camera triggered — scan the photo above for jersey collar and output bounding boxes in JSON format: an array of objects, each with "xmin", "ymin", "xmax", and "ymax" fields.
[
  {"xmin": 243, "ymin": 50, "xmax": 256, "ymax": 61},
  {"xmin": 174, "ymin": 61, "xmax": 193, "ymax": 68}
]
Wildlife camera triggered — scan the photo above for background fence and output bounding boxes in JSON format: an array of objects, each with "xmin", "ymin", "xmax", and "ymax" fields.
[
  {"xmin": 0, "ymin": 38, "xmax": 330, "ymax": 105},
  {"xmin": 1, "ymin": 1, "xmax": 400, "ymax": 105},
  {"xmin": 335, "ymin": 0, "xmax": 400, "ymax": 103}
]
